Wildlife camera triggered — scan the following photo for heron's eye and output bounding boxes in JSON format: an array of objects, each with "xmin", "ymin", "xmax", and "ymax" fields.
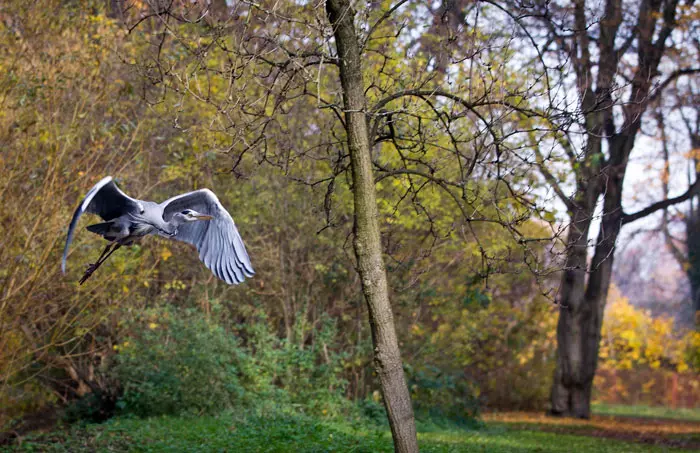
[{"xmin": 181, "ymin": 210, "xmax": 190, "ymax": 215}]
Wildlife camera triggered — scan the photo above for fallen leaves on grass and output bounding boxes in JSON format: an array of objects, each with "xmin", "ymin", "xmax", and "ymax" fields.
[{"xmin": 483, "ymin": 411, "xmax": 700, "ymax": 450}]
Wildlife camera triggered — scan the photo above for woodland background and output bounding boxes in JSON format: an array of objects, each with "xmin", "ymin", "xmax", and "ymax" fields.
[{"xmin": 0, "ymin": 0, "xmax": 698, "ymax": 448}]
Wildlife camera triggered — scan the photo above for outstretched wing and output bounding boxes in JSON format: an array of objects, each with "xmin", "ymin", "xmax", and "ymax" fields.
[
  {"xmin": 160, "ymin": 189, "xmax": 254, "ymax": 285},
  {"xmin": 62, "ymin": 176, "xmax": 144, "ymax": 273}
]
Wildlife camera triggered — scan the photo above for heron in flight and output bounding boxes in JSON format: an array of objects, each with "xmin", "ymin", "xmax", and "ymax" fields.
[{"xmin": 62, "ymin": 176, "xmax": 254, "ymax": 285}]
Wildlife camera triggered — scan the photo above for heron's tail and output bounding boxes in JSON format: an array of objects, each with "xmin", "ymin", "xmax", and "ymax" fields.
[{"xmin": 86, "ymin": 222, "xmax": 113, "ymax": 237}]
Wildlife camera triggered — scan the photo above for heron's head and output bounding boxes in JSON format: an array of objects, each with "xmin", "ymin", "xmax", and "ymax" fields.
[{"xmin": 177, "ymin": 209, "xmax": 214, "ymax": 222}]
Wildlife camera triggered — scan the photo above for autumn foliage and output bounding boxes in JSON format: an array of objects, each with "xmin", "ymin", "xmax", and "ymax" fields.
[
  {"xmin": 595, "ymin": 287, "xmax": 699, "ymax": 408},
  {"xmin": 0, "ymin": 0, "xmax": 698, "ymax": 435}
]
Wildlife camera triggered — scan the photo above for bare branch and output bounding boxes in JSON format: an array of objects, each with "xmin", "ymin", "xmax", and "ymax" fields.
[
  {"xmin": 363, "ymin": 0, "xmax": 411, "ymax": 48},
  {"xmin": 533, "ymin": 147, "xmax": 576, "ymax": 212},
  {"xmin": 622, "ymin": 180, "xmax": 700, "ymax": 225},
  {"xmin": 648, "ymin": 67, "xmax": 700, "ymax": 104}
]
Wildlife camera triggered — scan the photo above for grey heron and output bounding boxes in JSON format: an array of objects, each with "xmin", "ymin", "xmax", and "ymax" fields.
[{"xmin": 62, "ymin": 176, "xmax": 254, "ymax": 285}]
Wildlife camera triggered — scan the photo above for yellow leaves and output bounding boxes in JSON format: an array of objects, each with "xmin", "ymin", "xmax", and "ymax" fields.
[
  {"xmin": 38, "ymin": 130, "xmax": 50, "ymax": 144},
  {"xmin": 619, "ymin": 329, "xmax": 638, "ymax": 342},
  {"xmin": 148, "ymin": 322, "xmax": 159, "ymax": 330},
  {"xmin": 164, "ymin": 279, "xmax": 186, "ymax": 291},
  {"xmin": 160, "ymin": 247, "xmax": 173, "ymax": 261},
  {"xmin": 601, "ymin": 285, "xmax": 694, "ymax": 373},
  {"xmin": 436, "ymin": 323, "xmax": 451, "ymax": 335},
  {"xmin": 410, "ymin": 324, "xmax": 424, "ymax": 336},
  {"xmin": 113, "ymin": 341, "xmax": 130, "ymax": 351},
  {"xmin": 686, "ymin": 147, "xmax": 700, "ymax": 160}
]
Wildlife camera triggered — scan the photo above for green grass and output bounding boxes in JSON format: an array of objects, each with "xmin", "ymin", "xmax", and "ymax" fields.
[
  {"xmin": 592, "ymin": 403, "xmax": 700, "ymax": 422},
  {"xmin": 4, "ymin": 410, "xmax": 692, "ymax": 453}
]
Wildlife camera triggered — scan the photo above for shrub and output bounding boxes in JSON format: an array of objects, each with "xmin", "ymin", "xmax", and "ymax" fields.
[
  {"xmin": 114, "ymin": 308, "xmax": 248, "ymax": 417},
  {"xmin": 404, "ymin": 285, "xmax": 557, "ymax": 412},
  {"xmin": 406, "ymin": 364, "xmax": 480, "ymax": 425},
  {"xmin": 593, "ymin": 287, "xmax": 700, "ymax": 408},
  {"xmin": 236, "ymin": 312, "xmax": 350, "ymax": 417},
  {"xmin": 112, "ymin": 308, "xmax": 350, "ymax": 418}
]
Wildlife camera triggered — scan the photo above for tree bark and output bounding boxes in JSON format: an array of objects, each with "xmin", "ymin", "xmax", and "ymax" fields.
[
  {"xmin": 551, "ymin": 150, "xmax": 628, "ymax": 418},
  {"xmin": 550, "ymin": 207, "xmax": 595, "ymax": 418},
  {"xmin": 325, "ymin": 1, "xmax": 418, "ymax": 451}
]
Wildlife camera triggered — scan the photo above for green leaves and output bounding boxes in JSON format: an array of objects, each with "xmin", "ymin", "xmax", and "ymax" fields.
[{"xmin": 115, "ymin": 308, "xmax": 247, "ymax": 416}]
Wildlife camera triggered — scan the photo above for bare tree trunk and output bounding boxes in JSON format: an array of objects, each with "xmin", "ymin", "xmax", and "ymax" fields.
[
  {"xmin": 551, "ymin": 132, "xmax": 636, "ymax": 418},
  {"xmin": 551, "ymin": 194, "xmax": 624, "ymax": 418},
  {"xmin": 548, "ymin": 0, "xmax": 685, "ymax": 418},
  {"xmin": 325, "ymin": 1, "xmax": 418, "ymax": 451},
  {"xmin": 550, "ymin": 207, "xmax": 594, "ymax": 418}
]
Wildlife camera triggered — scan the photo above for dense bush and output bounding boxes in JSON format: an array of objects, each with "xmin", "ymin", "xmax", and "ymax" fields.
[
  {"xmin": 599, "ymin": 287, "xmax": 696, "ymax": 373},
  {"xmin": 112, "ymin": 308, "xmax": 350, "ymax": 418},
  {"xmin": 406, "ymin": 365, "xmax": 480, "ymax": 424},
  {"xmin": 114, "ymin": 308, "xmax": 248, "ymax": 416},
  {"xmin": 236, "ymin": 314, "xmax": 350, "ymax": 416},
  {"xmin": 399, "ymin": 274, "xmax": 558, "ymax": 412},
  {"xmin": 593, "ymin": 287, "xmax": 700, "ymax": 408}
]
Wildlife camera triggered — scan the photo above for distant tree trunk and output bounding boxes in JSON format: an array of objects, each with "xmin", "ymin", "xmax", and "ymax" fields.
[
  {"xmin": 685, "ymin": 133, "xmax": 700, "ymax": 319},
  {"xmin": 687, "ymin": 214, "xmax": 700, "ymax": 317},
  {"xmin": 325, "ymin": 1, "xmax": 418, "ymax": 451},
  {"xmin": 552, "ymin": 119, "xmax": 660, "ymax": 418},
  {"xmin": 547, "ymin": 0, "xmax": 689, "ymax": 418},
  {"xmin": 550, "ymin": 207, "xmax": 596, "ymax": 418},
  {"xmin": 661, "ymin": 114, "xmax": 700, "ymax": 324}
]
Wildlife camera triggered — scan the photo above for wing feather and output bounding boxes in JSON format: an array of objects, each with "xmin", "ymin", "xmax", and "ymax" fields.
[
  {"xmin": 160, "ymin": 189, "xmax": 254, "ymax": 285},
  {"xmin": 201, "ymin": 224, "xmax": 215, "ymax": 269},
  {"xmin": 62, "ymin": 176, "xmax": 143, "ymax": 273},
  {"xmin": 222, "ymin": 231, "xmax": 237, "ymax": 284},
  {"xmin": 215, "ymin": 229, "xmax": 227, "ymax": 282},
  {"xmin": 221, "ymin": 254, "xmax": 235, "ymax": 285}
]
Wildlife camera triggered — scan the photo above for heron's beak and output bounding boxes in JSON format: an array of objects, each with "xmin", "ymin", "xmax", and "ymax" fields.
[{"xmin": 195, "ymin": 215, "xmax": 213, "ymax": 221}]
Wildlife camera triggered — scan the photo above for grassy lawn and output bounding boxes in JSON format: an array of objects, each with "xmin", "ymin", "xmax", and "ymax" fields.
[
  {"xmin": 4, "ymin": 410, "xmax": 697, "ymax": 453},
  {"xmin": 592, "ymin": 403, "xmax": 700, "ymax": 422}
]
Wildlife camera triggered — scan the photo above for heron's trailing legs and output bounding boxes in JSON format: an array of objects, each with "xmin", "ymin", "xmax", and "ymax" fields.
[{"xmin": 79, "ymin": 242, "xmax": 122, "ymax": 285}]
